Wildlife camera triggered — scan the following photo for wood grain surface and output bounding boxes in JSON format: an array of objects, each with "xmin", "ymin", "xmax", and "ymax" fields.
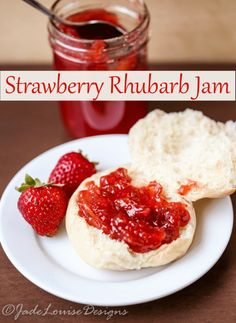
[{"xmin": 0, "ymin": 66, "xmax": 235, "ymax": 323}]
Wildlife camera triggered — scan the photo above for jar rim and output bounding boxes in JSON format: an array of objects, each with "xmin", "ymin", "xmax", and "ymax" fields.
[{"xmin": 49, "ymin": 0, "xmax": 150, "ymax": 44}]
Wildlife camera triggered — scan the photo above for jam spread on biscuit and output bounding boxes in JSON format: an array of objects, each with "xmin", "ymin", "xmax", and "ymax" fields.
[
  {"xmin": 77, "ymin": 168, "xmax": 190, "ymax": 253},
  {"xmin": 178, "ymin": 180, "xmax": 198, "ymax": 196}
]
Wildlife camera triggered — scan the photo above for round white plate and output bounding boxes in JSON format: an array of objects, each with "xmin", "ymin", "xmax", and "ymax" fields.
[{"xmin": 0, "ymin": 135, "xmax": 234, "ymax": 306}]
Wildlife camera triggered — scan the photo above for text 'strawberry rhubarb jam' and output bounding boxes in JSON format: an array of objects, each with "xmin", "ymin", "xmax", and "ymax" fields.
[
  {"xmin": 77, "ymin": 168, "xmax": 190, "ymax": 253},
  {"xmin": 48, "ymin": 0, "xmax": 150, "ymax": 138}
]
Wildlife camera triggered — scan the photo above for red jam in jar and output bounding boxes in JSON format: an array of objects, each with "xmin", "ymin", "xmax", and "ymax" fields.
[
  {"xmin": 77, "ymin": 168, "xmax": 190, "ymax": 253},
  {"xmin": 49, "ymin": 1, "xmax": 150, "ymax": 138}
]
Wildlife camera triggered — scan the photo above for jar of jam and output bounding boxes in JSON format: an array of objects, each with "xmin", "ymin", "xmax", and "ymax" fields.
[{"xmin": 48, "ymin": 0, "xmax": 150, "ymax": 138}]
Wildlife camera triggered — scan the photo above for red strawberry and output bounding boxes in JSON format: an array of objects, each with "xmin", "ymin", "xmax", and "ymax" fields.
[
  {"xmin": 48, "ymin": 151, "xmax": 97, "ymax": 197},
  {"xmin": 16, "ymin": 175, "xmax": 68, "ymax": 236}
]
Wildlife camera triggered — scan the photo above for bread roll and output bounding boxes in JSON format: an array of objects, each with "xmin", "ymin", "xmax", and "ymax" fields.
[
  {"xmin": 66, "ymin": 109, "xmax": 236, "ymax": 270},
  {"xmin": 129, "ymin": 109, "xmax": 236, "ymax": 201}
]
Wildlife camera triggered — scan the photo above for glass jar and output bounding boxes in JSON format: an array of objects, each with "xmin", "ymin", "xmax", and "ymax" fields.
[{"xmin": 48, "ymin": 0, "xmax": 150, "ymax": 138}]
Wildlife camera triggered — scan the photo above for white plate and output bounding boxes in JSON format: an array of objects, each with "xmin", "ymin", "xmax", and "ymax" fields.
[{"xmin": 0, "ymin": 135, "xmax": 234, "ymax": 306}]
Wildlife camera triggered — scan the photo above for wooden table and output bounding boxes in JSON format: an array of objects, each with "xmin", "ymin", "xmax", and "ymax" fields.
[{"xmin": 0, "ymin": 65, "xmax": 235, "ymax": 323}]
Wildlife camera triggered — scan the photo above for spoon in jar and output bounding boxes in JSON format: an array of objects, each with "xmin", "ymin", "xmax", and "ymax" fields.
[{"xmin": 21, "ymin": 0, "xmax": 124, "ymax": 39}]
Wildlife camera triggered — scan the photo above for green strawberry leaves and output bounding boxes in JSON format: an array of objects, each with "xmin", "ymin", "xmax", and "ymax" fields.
[
  {"xmin": 78, "ymin": 149, "xmax": 99, "ymax": 166},
  {"xmin": 16, "ymin": 174, "xmax": 63, "ymax": 193},
  {"xmin": 16, "ymin": 174, "xmax": 46, "ymax": 192}
]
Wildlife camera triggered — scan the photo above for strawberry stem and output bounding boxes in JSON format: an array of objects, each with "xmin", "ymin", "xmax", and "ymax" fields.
[
  {"xmin": 15, "ymin": 174, "xmax": 62, "ymax": 193},
  {"xmin": 78, "ymin": 149, "xmax": 99, "ymax": 167}
]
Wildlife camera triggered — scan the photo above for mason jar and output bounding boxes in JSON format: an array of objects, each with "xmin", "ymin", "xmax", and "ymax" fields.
[{"xmin": 48, "ymin": 0, "xmax": 150, "ymax": 138}]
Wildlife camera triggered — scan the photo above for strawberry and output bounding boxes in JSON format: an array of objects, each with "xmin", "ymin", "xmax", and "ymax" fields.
[
  {"xmin": 48, "ymin": 151, "xmax": 97, "ymax": 197},
  {"xmin": 16, "ymin": 175, "xmax": 68, "ymax": 236}
]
